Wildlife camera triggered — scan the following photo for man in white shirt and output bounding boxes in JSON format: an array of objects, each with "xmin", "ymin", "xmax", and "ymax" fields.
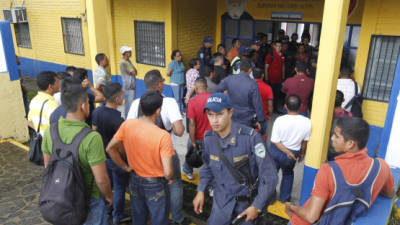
[
  {"xmin": 337, "ymin": 66, "xmax": 360, "ymax": 112},
  {"xmin": 127, "ymin": 70, "xmax": 191, "ymax": 225},
  {"xmin": 270, "ymin": 94, "xmax": 311, "ymax": 202}
]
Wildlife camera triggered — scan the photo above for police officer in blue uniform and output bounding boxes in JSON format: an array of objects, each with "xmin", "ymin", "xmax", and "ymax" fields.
[
  {"xmin": 214, "ymin": 58, "xmax": 266, "ymax": 131},
  {"xmin": 193, "ymin": 93, "xmax": 278, "ymax": 225},
  {"xmin": 197, "ymin": 36, "xmax": 213, "ymax": 77}
]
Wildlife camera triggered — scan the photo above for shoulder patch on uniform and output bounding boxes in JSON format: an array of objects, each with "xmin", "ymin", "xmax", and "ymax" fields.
[
  {"xmin": 210, "ymin": 154, "xmax": 219, "ymax": 161},
  {"xmin": 239, "ymin": 126, "xmax": 255, "ymax": 136},
  {"xmin": 254, "ymin": 143, "xmax": 266, "ymax": 158},
  {"xmin": 200, "ymin": 53, "xmax": 204, "ymax": 58}
]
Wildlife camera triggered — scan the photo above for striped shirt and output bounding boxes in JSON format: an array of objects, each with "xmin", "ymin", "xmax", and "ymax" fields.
[{"xmin": 28, "ymin": 92, "xmax": 59, "ymax": 136}]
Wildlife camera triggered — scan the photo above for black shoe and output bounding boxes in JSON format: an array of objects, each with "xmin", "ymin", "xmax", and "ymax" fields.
[{"xmin": 171, "ymin": 217, "xmax": 191, "ymax": 225}]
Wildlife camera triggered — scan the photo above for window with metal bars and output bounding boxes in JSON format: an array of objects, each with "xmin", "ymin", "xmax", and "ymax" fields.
[
  {"xmin": 134, "ymin": 21, "xmax": 165, "ymax": 67},
  {"xmin": 61, "ymin": 18, "xmax": 84, "ymax": 55},
  {"xmin": 362, "ymin": 35, "xmax": 400, "ymax": 102},
  {"xmin": 14, "ymin": 23, "xmax": 31, "ymax": 48}
]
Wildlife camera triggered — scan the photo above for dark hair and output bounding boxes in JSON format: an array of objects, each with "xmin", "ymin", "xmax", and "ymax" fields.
[
  {"xmin": 212, "ymin": 53, "xmax": 224, "ymax": 64},
  {"xmin": 36, "ymin": 71, "xmax": 57, "ymax": 91},
  {"xmin": 217, "ymin": 44, "xmax": 225, "ymax": 50},
  {"xmin": 291, "ymin": 33, "xmax": 298, "ymax": 38},
  {"xmin": 232, "ymin": 38, "xmax": 239, "ymax": 46},
  {"xmin": 56, "ymin": 71, "xmax": 70, "ymax": 81},
  {"xmin": 239, "ymin": 57, "xmax": 252, "ymax": 72},
  {"xmin": 295, "ymin": 62, "xmax": 307, "ymax": 73},
  {"xmin": 61, "ymin": 76, "xmax": 87, "ymax": 112},
  {"xmin": 195, "ymin": 77, "xmax": 207, "ymax": 88},
  {"xmin": 144, "ymin": 70, "xmax": 164, "ymax": 90},
  {"xmin": 140, "ymin": 91, "xmax": 163, "ymax": 116},
  {"xmin": 285, "ymin": 94, "xmax": 302, "ymax": 111},
  {"xmin": 256, "ymin": 32, "xmax": 266, "ymax": 41},
  {"xmin": 189, "ymin": 58, "xmax": 199, "ymax": 68},
  {"xmin": 95, "ymin": 53, "xmax": 106, "ymax": 65},
  {"xmin": 253, "ymin": 68, "xmax": 264, "ymax": 79},
  {"xmin": 336, "ymin": 117, "xmax": 370, "ymax": 149},
  {"xmin": 171, "ymin": 49, "xmax": 181, "ymax": 60},
  {"xmin": 335, "ymin": 90, "xmax": 345, "ymax": 107},
  {"xmin": 73, "ymin": 68, "xmax": 89, "ymax": 82},
  {"xmin": 273, "ymin": 40, "xmax": 282, "ymax": 45},
  {"xmin": 202, "ymin": 66, "xmax": 213, "ymax": 77},
  {"xmin": 340, "ymin": 66, "xmax": 353, "ymax": 76},
  {"xmin": 65, "ymin": 66, "xmax": 76, "ymax": 73},
  {"xmin": 103, "ymin": 82, "xmax": 122, "ymax": 103}
]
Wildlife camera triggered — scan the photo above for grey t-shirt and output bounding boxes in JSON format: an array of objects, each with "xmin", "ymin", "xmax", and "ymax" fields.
[{"xmin": 119, "ymin": 59, "xmax": 136, "ymax": 90}]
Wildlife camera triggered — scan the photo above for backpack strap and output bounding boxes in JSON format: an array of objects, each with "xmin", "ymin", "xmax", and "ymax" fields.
[
  {"xmin": 50, "ymin": 122, "xmax": 92, "ymax": 161},
  {"xmin": 344, "ymin": 81, "xmax": 359, "ymax": 110},
  {"xmin": 327, "ymin": 161, "xmax": 348, "ymax": 192},
  {"xmin": 37, "ymin": 99, "xmax": 49, "ymax": 134}
]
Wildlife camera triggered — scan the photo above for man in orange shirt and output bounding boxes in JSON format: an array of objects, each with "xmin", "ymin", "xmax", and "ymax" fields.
[
  {"xmin": 286, "ymin": 117, "xmax": 395, "ymax": 225},
  {"xmin": 227, "ymin": 38, "xmax": 241, "ymax": 62},
  {"xmin": 107, "ymin": 91, "xmax": 175, "ymax": 225}
]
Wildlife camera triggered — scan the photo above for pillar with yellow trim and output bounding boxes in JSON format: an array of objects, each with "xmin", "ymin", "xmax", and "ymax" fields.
[
  {"xmin": 85, "ymin": 0, "xmax": 115, "ymax": 88},
  {"xmin": 300, "ymin": 0, "xmax": 350, "ymax": 205}
]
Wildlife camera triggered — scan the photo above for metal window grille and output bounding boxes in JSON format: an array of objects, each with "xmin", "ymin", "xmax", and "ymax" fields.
[
  {"xmin": 134, "ymin": 21, "xmax": 165, "ymax": 67},
  {"xmin": 363, "ymin": 35, "xmax": 400, "ymax": 102},
  {"xmin": 14, "ymin": 23, "xmax": 31, "ymax": 48},
  {"xmin": 61, "ymin": 18, "xmax": 84, "ymax": 55}
]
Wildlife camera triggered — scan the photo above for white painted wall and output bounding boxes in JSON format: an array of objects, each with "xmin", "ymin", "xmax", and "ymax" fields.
[{"xmin": 385, "ymin": 93, "xmax": 400, "ymax": 168}]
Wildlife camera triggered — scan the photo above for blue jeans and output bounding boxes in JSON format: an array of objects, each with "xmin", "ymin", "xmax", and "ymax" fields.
[
  {"xmin": 171, "ymin": 84, "xmax": 184, "ymax": 113},
  {"xmin": 129, "ymin": 173, "xmax": 169, "ymax": 225},
  {"xmin": 83, "ymin": 198, "xmax": 109, "ymax": 225},
  {"xmin": 106, "ymin": 159, "xmax": 129, "ymax": 223},
  {"xmin": 183, "ymin": 139, "xmax": 204, "ymax": 175},
  {"xmin": 124, "ymin": 89, "xmax": 135, "ymax": 118},
  {"xmin": 269, "ymin": 144, "xmax": 300, "ymax": 202},
  {"xmin": 169, "ymin": 153, "xmax": 185, "ymax": 223}
]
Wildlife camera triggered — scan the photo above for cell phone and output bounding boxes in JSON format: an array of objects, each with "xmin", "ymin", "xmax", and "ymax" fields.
[{"xmin": 231, "ymin": 215, "xmax": 246, "ymax": 225}]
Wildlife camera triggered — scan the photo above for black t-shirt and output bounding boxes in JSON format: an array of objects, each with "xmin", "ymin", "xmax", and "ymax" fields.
[{"xmin": 92, "ymin": 105, "xmax": 124, "ymax": 155}]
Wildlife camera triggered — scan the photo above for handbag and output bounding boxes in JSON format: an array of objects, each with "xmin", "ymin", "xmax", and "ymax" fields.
[
  {"xmin": 29, "ymin": 99, "xmax": 49, "ymax": 166},
  {"xmin": 185, "ymin": 143, "xmax": 203, "ymax": 168}
]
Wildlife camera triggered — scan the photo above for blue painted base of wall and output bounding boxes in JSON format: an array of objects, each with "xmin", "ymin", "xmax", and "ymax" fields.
[
  {"xmin": 366, "ymin": 125, "xmax": 383, "ymax": 157},
  {"xmin": 18, "ymin": 56, "xmax": 174, "ymax": 98},
  {"xmin": 299, "ymin": 165, "xmax": 318, "ymax": 205}
]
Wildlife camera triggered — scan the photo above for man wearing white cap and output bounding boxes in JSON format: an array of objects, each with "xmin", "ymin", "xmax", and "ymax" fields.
[{"xmin": 120, "ymin": 46, "xmax": 137, "ymax": 118}]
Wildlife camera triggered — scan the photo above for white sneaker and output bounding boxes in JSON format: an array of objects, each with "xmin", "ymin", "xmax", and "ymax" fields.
[{"xmin": 183, "ymin": 171, "xmax": 194, "ymax": 180}]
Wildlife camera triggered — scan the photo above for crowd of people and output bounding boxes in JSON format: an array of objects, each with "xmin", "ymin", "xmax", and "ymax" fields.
[{"xmin": 25, "ymin": 29, "xmax": 395, "ymax": 225}]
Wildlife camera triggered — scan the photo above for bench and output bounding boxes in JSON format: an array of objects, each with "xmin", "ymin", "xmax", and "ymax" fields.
[{"xmin": 353, "ymin": 167, "xmax": 400, "ymax": 225}]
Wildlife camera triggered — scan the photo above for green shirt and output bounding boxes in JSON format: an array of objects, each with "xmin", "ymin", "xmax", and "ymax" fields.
[{"xmin": 42, "ymin": 117, "xmax": 106, "ymax": 199}]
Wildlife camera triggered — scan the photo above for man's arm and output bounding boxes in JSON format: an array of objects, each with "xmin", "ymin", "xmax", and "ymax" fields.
[
  {"xmin": 273, "ymin": 142, "xmax": 297, "ymax": 161},
  {"xmin": 129, "ymin": 66, "xmax": 137, "ymax": 77},
  {"xmin": 91, "ymin": 162, "xmax": 113, "ymax": 206},
  {"xmin": 380, "ymin": 189, "xmax": 396, "ymax": 198},
  {"xmin": 286, "ymin": 195, "xmax": 326, "ymax": 223},
  {"xmin": 43, "ymin": 152, "xmax": 51, "ymax": 167},
  {"xmin": 264, "ymin": 64, "xmax": 269, "ymax": 82},
  {"xmin": 299, "ymin": 141, "xmax": 308, "ymax": 162},
  {"xmin": 189, "ymin": 118, "xmax": 196, "ymax": 147},
  {"xmin": 106, "ymin": 137, "xmax": 131, "ymax": 172},
  {"xmin": 239, "ymin": 133, "xmax": 278, "ymax": 222},
  {"xmin": 28, "ymin": 120, "xmax": 35, "ymax": 130},
  {"xmin": 161, "ymin": 156, "xmax": 174, "ymax": 183},
  {"xmin": 172, "ymin": 120, "xmax": 184, "ymax": 137},
  {"xmin": 267, "ymin": 100, "xmax": 273, "ymax": 119},
  {"xmin": 251, "ymin": 85, "xmax": 266, "ymax": 124},
  {"xmin": 82, "ymin": 78, "xmax": 105, "ymax": 103}
]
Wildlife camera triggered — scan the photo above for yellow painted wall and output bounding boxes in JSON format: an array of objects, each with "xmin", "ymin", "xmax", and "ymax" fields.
[
  {"xmin": 111, "ymin": 0, "xmax": 174, "ymax": 81},
  {"xmin": 353, "ymin": 0, "xmax": 400, "ymax": 127},
  {"xmin": 175, "ymin": 0, "xmax": 217, "ymax": 67},
  {"xmin": 0, "ymin": 0, "xmax": 91, "ymax": 71},
  {"xmin": 216, "ymin": 0, "xmax": 365, "ymax": 44},
  {"xmin": 0, "ymin": 74, "xmax": 29, "ymax": 142}
]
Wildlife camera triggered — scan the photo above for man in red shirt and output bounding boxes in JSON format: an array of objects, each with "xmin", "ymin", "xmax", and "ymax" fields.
[
  {"xmin": 253, "ymin": 68, "xmax": 273, "ymax": 134},
  {"xmin": 282, "ymin": 62, "xmax": 314, "ymax": 116},
  {"xmin": 286, "ymin": 117, "xmax": 395, "ymax": 225},
  {"xmin": 265, "ymin": 40, "xmax": 285, "ymax": 113},
  {"xmin": 183, "ymin": 77, "xmax": 211, "ymax": 180}
]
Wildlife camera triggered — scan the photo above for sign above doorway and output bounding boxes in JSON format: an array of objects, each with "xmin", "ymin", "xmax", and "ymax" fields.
[{"xmin": 271, "ymin": 12, "xmax": 302, "ymax": 20}]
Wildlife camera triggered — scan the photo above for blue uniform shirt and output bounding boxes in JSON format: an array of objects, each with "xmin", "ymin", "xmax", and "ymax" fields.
[
  {"xmin": 214, "ymin": 73, "xmax": 266, "ymax": 126},
  {"xmin": 198, "ymin": 122, "xmax": 278, "ymax": 211}
]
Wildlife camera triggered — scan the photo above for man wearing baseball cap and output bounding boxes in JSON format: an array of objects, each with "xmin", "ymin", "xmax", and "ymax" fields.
[
  {"xmin": 197, "ymin": 36, "xmax": 214, "ymax": 77},
  {"xmin": 193, "ymin": 93, "xmax": 277, "ymax": 224},
  {"xmin": 119, "ymin": 46, "xmax": 137, "ymax": 118}
]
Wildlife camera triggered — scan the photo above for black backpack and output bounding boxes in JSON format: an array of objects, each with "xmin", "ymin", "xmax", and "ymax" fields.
[
  {"xmin": 39, "ymin": 122, "xmax": 92, "ymax": 225},
  {"xmin": 345, "ymin": 81, "xmax": 363, "ymax": 118}
]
